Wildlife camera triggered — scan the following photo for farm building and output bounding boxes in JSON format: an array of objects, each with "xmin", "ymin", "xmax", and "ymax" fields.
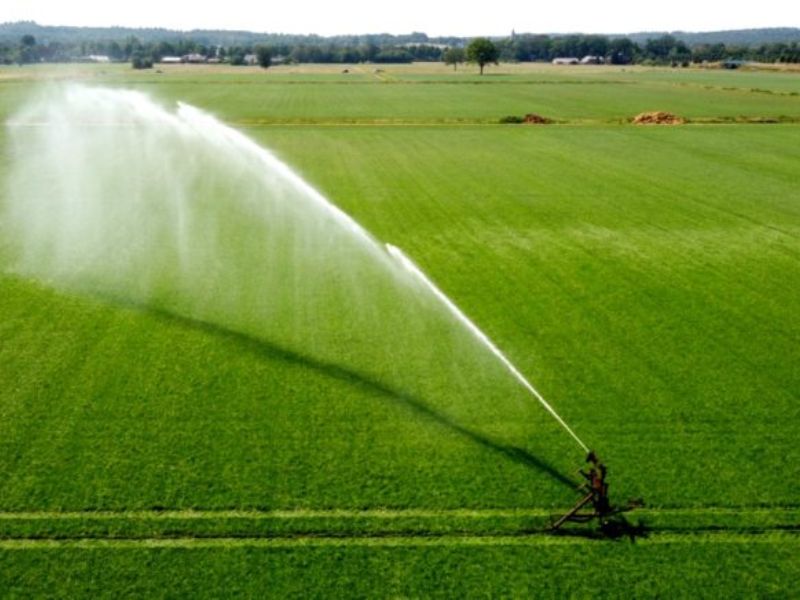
[
  {"xmin": 552, "ymin": 57, "xmax": 579, "ymax": 65},
  {"xmin": 183, "ymin": 53, "xmax": 207, "ymax": 63},
  {"xmin": 160, "ymin": 56, "xmax": 182, "ymax": 64},
  {"xmin": 580, "ymin": 55, "xmax": 604, "ymax": 64}
]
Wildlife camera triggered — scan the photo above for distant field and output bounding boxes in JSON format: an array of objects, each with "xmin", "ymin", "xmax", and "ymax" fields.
[
  {"xmin": 2, "ymin": 62, "xmax": 799, "ymax": 124},
  {"xmin": 1, "ymin": 63, "xmax": 798, "ymax": 596}
]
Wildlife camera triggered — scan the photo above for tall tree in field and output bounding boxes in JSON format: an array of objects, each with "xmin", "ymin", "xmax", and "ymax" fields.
[
  {"xmin": 443, "ymin": 46, "xmax": 465, "ymax": 71},
  {"xmin": 18, "ymin": 34, "xmax": 38, "ymax": 64},
  {"xmin": 466, "ymin": 38, "xmax": 499, "ymax": 75},
  {"xmin": 255, "ymin": 45, "xmax": 272, "ymax": 68}
]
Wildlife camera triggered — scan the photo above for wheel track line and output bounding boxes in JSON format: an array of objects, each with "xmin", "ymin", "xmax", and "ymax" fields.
[
  {"xmin": 0, "ymin": 506, "xmax": 797, "ymax": 520},
  {"xmin": 0, "ymin": 530, "xmax": 797, "ymax": 550}
]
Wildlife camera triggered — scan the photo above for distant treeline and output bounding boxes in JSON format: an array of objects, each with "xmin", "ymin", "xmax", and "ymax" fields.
[
  {"xmin": 1, "ymin": 26, "xmax": 799, "ymax": 66},
  {"xmin": 498, "ymin": 34, "xmax": 800, "ymax": 64},
  {"xmin": 625, "ymin": 27, "xmax": 800, "ymax": 47},
  {"xmin": 0, "ymin": 34, "xmax": 445, "ymax": 65}
]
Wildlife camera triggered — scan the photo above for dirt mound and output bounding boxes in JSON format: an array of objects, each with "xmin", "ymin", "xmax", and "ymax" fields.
[
  {"xmin": 499, "ymin": 113, "xmax": 552, "ymax": 125},
  {"xmin": 633, "ymin": 111, "xmax": 685, "ymax": 125},
  {"xmin": 523, "ymin": 113, "xmax": 551, "ymax": 124}
]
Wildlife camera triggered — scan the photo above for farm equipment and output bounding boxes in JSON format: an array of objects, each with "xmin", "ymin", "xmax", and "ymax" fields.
[{"xmin": 551, "ymin": 451, "xmax": 642, "ymax": 534}]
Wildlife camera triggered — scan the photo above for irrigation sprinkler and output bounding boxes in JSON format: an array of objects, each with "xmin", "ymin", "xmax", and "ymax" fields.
[
  {"xmin": 551, "ymin": 450, "xmax": 612, "ymax": 529},
  {"xmin": 386, "ymin": 244, "xmax": 641, "ymax": 537},
  {"xmin": 550, "ymin": 451, "xmax": 644, "ymax": 536},
  {"xmin": 384, "ymin": 245, "xmax": 645, "ymax": 535}
]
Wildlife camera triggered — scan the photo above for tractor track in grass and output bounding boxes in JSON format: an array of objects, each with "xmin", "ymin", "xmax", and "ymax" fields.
[
  {"xmin": 233, "ymin": 117, "xmax": 800, "ymax": 127},
  {"xmin": 0, "ymin": 506, "xmax": 798, "ymax": 519},
  {"xmin": 0, "ymin": 507, "xmax": 797, "ymax": 546},
  {"xmin": 9, "ymin": 117, "xmax": 800, "ymax": 128},
  {"xmin": 0, "ymin": 530, "xmax": 797, "ymax": 550}
]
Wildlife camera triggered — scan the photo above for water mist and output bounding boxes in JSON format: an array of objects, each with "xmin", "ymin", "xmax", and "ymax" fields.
[{"xmin": 3, "ymin": 84, "xmax": 587, "ymax": 453}]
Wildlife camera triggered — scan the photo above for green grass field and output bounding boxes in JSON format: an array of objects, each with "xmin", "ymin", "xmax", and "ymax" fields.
[{"xmin": 1, "ymin": 62, "xmax": 798, "ymax": 597}]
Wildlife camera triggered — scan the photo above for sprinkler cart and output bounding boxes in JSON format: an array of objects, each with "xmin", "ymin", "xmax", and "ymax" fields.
[{"xmin": 550, "ymin": 451, "xmax": 643, "ymax": 535}]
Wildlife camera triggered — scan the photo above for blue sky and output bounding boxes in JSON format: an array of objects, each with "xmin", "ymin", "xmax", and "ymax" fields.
[{"xmin": 3, "ymin": 0, "xmax": 798, "ymax": 36}]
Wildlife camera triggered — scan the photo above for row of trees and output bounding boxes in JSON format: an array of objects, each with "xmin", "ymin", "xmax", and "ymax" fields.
[
  {"xmin": 0, "ymin": 34, "xmax": 443, "ymax": 66},
  {"xmin": 1, "ymin": 33, "xmax": 799, "ymax": 67},
  {"xmin": 497, "ymin": 34, "xmax": 800, "ymax": 65},
  {"xmin": 269, "ymin": 43, "xmax": 441, "ymax": 64}
]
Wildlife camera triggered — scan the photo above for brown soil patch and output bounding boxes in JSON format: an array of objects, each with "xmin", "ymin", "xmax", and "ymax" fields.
[
  {"xmin": 523, "ymin": 113, "xmax": 552, "ymax": 124},
  {"xmin": 633, "ymin": 111, "xmax": 685, "ymax": 125}
]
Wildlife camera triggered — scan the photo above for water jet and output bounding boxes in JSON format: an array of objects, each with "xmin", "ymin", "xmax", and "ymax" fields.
[{"xmin": 4, "ymin": 84, "xmax": 590, "ymax": 464}]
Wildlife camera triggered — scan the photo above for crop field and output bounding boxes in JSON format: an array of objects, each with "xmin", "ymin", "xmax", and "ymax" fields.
[{"xmin": 0, "ymin": 62, "xmax": 799, "ymax": 596}]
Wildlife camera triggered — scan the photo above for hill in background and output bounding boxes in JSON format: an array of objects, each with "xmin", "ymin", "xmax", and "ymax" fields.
[
  {"xmin": 1, "ymin": 21, "xmax": 798, "ymax": 48},
  {"xmin": 626, "ymin": 28, "xmax": 800, "ymax": 47}
]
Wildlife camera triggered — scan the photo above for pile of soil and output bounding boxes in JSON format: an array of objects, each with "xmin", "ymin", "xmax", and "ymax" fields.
[
  {"xmin": 523, "ymin": 113, "xmax": 551, "ymax": 124},
  {"xmin": 632, "ymin": 111, "xmax": 685, "ymax": 125}
]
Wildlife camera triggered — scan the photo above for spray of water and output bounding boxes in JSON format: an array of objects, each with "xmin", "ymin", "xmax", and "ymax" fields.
[
  {"xmin": 386, "ymin": 245, "xmax": 590, "ymax": 453},
  {"xmin": 3, "ymin": 84, "xmax": 409, "ymax": 364},
  {"xmin": 3, "ymin": 84, "xmax": 588, "ymax": 454}
]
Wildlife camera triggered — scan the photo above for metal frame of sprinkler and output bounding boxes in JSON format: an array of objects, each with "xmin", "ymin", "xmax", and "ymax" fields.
[{"xmin": 550, "ymin": 451, "xmax": 644, "ymax": 536}]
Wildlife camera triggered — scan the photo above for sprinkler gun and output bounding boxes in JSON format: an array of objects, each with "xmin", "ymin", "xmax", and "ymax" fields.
[{"xmin": 550, "ymin": 450, "xmax": 612, "ymax": 530}]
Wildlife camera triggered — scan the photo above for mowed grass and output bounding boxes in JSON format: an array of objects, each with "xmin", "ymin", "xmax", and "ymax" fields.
[
  {"xmin": 255, "ymin": 123, "xmax": 800, "ymax": 510},
  {"xmin": 3, "ymin": 535, "xmax": 797, "ymax": 598},
  {"xmin": 1, "ymin": 63, "xmax": 799, "ymax": 595},
  {"xmin": 3, "ymin": 62, "xmax": 799, "ymax": 124},
  {"xmin": 148, "ymin": 76, "xmax": 800, "ymax": 123}
]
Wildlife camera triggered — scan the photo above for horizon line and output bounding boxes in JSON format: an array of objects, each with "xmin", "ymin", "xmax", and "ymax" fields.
[{"xmin": 2, "ymin": 20, "xmax": 798, "ymax": 39}]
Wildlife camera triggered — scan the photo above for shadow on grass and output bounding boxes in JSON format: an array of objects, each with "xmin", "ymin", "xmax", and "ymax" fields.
[
  {"xmin": 552, "ymin": 515, "xmax": 650, "ymax": 543},
  {"xmin": 146, "ymin": 307, "xmax": 576, "ymax": 491}
]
